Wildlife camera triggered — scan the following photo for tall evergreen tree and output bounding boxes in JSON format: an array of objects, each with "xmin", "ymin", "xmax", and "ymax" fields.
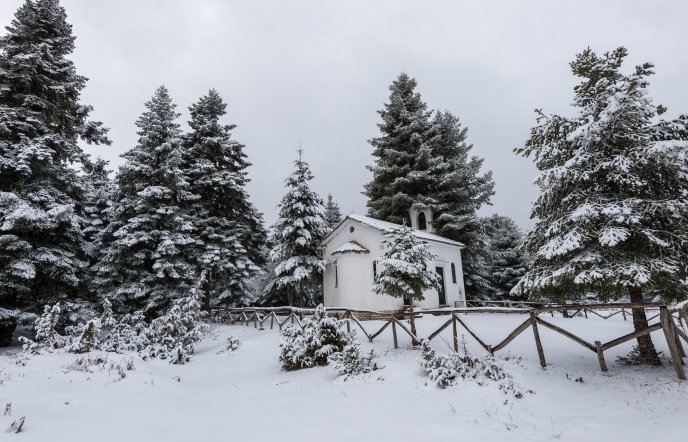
[
  {"xmin": 364, "ymin": 73, "xmax": 434, "ymax": 225},
  {"xmin": 477, "ymin": 214, "xmax": 529, "ymax": 300},
  {"xmin": 425, "ymin": 111, "xmax": 495, "ymax": 299},
  {"xmin": 514, "ymin": 48, "xmax": 688, "ymax": 363},
  {"xmin": 269, "ymin": 150, "xmax": 328, "ymax": 307},
  {"xmin": 363, "ymin": 74, "xmax": 494, "ymax": 300},
  {"xmin": 94, "ymin": 86, "xmax": 197, "ymax": 316},
  {"xmin": 0, "ymin": 0, "xmax": 109, "ymax": 337},
  {"xmin": 323, "ymin": 193, "xmax": 343, "ymax": 229},
  {"xmin": 185, "ymin": 89, "xmax": 266, "ymax": 307},
  {"xmin": 82, "ymin": 158, "xmax": 115, "ymax": 260}
]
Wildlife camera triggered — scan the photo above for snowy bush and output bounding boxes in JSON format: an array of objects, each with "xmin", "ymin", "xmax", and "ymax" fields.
[
  {"xmin": 19, "ymin": 304, "xmax": 69, "ymax": 354},
  {"xmin": 418, "ymin": 340, "xmax": 521, "ymax": 397},
  {"xmin": 225, "ymin": 336, "xmax": 240, "ymax": 352},
  {"xmin": 279, "ymin": 305, "xmax": 352, "ymax": 371},
  {"xmin": 141, "ymin": 290, "xmax": 208, "ymax": 364},
  {"xmin": 66, "ymin": 319, "xmax": 102, "ymax": 354},
  {"xmin": 329, "ymin": 340, "xmax": 381, "ymax": 380},
  {"xmin": 100, "ymin": 311, "xmax": 148, "ymax": 353},
  {"xmin": 20, "ymin": 291, "xmax": 208, "ymax": 364}
]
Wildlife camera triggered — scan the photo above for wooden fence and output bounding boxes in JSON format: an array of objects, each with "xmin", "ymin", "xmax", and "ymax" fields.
[{"xmin": 211, "ymin": 302, "xmax": 688, "ymax": 380}]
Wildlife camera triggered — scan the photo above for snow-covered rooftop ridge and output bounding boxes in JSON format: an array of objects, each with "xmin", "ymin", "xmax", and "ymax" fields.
[
  {"xmin": 339, "ymin": 214, "xmax": 465, "ymax": 248},
  {"xmin": 331, "ymin": 241, "xmax": 370, "ymax": 255}
]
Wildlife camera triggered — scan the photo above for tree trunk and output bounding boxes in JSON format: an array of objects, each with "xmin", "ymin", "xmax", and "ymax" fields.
[
  {"xmin": 297, "ymin": 283, "xmax": 304, "ymax": 308},
  {"xmin": 201, "ymin": 269, "xmax": 212, "ymax": 314},
  {"xmin": 628, "ymin": 286, "xmax": 661, "ymax": 365},
  {"xmin": 286, "ymin": 285, "xmax": 294, "ymax": 307},
  {"xmin": 409, "ymin": 301, "xmax": 419, "ymax": 346}
]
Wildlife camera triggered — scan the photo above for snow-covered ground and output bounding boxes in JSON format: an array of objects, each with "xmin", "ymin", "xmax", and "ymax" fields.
[{"xmin": 1, "ymin": 313, "xmax": 685, "ymax": 441}]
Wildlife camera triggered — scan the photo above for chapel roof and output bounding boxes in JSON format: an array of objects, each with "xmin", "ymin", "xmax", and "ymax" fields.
[{"xmin": 320, "ymin": 214, "xmax": 466, "ymax": 249}]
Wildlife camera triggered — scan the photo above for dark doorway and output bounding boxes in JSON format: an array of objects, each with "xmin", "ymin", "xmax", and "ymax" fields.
[
  {"xmin": 435, "ymin": 267, "xmax": 446, "ymax": 305},
  {"xmin": 418, "ymin": 212, "xmax": 427, "ymax": 230}
]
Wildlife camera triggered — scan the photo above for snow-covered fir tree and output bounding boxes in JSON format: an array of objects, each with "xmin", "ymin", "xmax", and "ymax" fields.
[
  {"xmin": 81, "ymin": 158, "xmax": 115, "ymax": 262},
  {"xmin": 185, "ymin": 89, "xmax": 266, "ymax": 308},
  {"xmin": 363, "ymin": 75, "xmax": 494, "ymax": 301},
  {"xmin": 93, "ymin": 86, "xmax": 198, "ymax": 316},
  {"xmin": 0, "ymin": 0, "xmax": 110, "ymax": 343},
  {"xmin": 364, "ymin": 73, "xmax": 435, "ymax": 225},
  {"xmin": 476, "ymin": 214, "xmax": 530, "ymax": 300},
  {"xmin": 514, "ymin": 48, "xmax": 688, "ymax": 363},
  {"xmin": 269, "ymin": 150, "xmax": 328, "ymax": 307},
  {"xmin": 324, "ymin": 193, "xmax": 343, "ymax": 229},
  {"xmin": 372, "ymin": 224, "xmax": 439, "ymax": 342},
  {"xmin": 426, "ymin": 111, "xmax": 494, "ymax": 300}
]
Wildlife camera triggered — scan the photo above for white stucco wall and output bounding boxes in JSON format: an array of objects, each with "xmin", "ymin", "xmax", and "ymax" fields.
[{"xmin": 322, "ymin": 218, "xmax": 466, "ymax": 311}]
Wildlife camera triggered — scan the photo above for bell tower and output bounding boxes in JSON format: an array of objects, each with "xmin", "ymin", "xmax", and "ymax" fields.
[{"xmin": 409, "ymin": 206, "xmax": 435, "ymax": 233}]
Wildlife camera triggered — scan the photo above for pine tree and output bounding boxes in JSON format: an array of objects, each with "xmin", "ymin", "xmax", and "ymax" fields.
[
  {"xmin": 514, "ymin": 48, "xmax": 688, "ymax": 363},
  {"xmin": 363, "ymin": 75, "xmax": 494, "ymax": 300},
  {"xmin": 364, "ymin": 73, "xmax": 435, "ymax": 225},
  {"xmin": 324, "ymin": 193, "xmax": 343, "ymax": 229},
  {"xmin": 269, "ymin": 150, "xmax": 328, "ymax": 307},
  {"xmin": 94, "ymin": 86, "xmax": 198, "ymax": 316},
  {"xmin": 185, "ymin": 89, "xmax": 266, "ymax": 308},
  {"xmin": 426, "ymin": 111, "xmax": 495, "ymax": 300},
  {"xmin": 477, "ymin": 214, "xmax": 529, "ymax": 300},
  {"xmin": 0, "ymin": 0, "xmax": 109, "ymax": 342},
  {"xmin": 372, "ymin": 224, "xmax": 440, "ymax": 343},
  {"xmin": 82, "ymin": 158, "xmax": 115, "ymax": 261}
]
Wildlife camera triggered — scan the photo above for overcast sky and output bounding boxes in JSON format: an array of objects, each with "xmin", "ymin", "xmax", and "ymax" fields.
[{"xmin": 2, "ymin": 0, "xmax": 686, "ymax": 229}]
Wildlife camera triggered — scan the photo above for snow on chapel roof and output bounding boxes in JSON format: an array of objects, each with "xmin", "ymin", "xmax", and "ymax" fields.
[
  {"xmin": 331, "ymin": 240, "xmax": 370, "ymax": 255},
  {"xmin": 320, "ymin": 214, "xmax": 466, "ymax": 248}
]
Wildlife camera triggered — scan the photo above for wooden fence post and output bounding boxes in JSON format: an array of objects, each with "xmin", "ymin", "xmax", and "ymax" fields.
[
  {"xmin": 270, "ymin": 313, "xmax": 274, "ymax": 330},
  {"xmin": 621, "ymin": 308, "xmax": 627, "ymax": 321},
  {"xmin": 595, "ymin": 341, "xmax": 608, "ymax": 372},
  {"xmin": 530, "ymin": 313, "xmax": 546, "ymax": 368},
  {"xmin": 452, "ymin": 315, "xmax": 459, "ymax": 353},
  {"xmin": 660, "ymin": 307, "xmax": 686, "ymax": 380},
  {"xmin": 392, "ymin": 319, "xmax": 398, "ymax": 349},
  {"xmin": 583, "ymin": 308, "xmax": 588, "ymax": 319}
]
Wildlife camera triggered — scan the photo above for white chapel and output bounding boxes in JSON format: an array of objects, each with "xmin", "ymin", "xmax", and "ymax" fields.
[{"xmin": 319, "ymin": 208, "xmax": 467, "ymax": 311}]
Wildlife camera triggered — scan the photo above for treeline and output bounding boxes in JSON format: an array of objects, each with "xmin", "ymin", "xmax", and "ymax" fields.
[{"xmin": 2, "ymin": 0, "xmax": 686, "ymax": 363}]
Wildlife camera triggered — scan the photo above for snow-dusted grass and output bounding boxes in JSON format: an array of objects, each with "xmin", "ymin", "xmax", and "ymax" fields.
[{"xmin": 1, "ymin": 313, "xmax": 685, "ymax": 441}]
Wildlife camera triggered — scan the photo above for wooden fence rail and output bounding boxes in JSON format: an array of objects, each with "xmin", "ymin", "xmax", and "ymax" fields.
[{"xmin": 212, "ymin": 302, "xmax": 688, "ymax": 380}]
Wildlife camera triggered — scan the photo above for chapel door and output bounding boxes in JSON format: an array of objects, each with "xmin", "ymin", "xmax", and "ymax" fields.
[{"xmin": 435, "ymin": 267, "xmax": 446, "ymax": 305}]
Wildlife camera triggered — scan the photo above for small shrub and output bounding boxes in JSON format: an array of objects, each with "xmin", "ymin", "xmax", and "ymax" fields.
[
  {"xmin": 279, "ymin": 305, "xmax": 352, "ymax": 371},
  {"xmin": 418, "ymin": 340, "xmax": 521, "ymax": 397},
  {"xmin": 329, "ymin": 340, "xmax": 381, "ymax": 380},
  {"xmin": 67, "ymin": 319, "xmax": 102, "ymax": 354}
]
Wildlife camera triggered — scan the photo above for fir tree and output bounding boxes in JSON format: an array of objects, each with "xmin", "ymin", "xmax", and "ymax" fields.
[
  {"xmin": 269, "ymin": 150, "xmax": 328, "ymax": 307},
  {"xmin": 364, "ymin": 73, "xmax": 434, "ymax": 225},
  {"xmin": 426, "ymin": 111, "xmax": 495, "ymax": 300},
  {"xmin": 363, "ymin": 75, "xmax": 494, "ymax": 300},
  {"xmin": 185, "ymin": 89, "xmax": 266, "ymax": 307},
  {"xmin": 372, "ymin": 224, "xmax": 439, "ymax": 343},
  {"xmin": 82, "ymin": 158, "xmax": 115, "ymax": 261},
  {"xmin": 324, "ymin": 193, "xmax": 343, "ymax": 229},
  {"xmin": 93, "ymin": 86, "xmax": 198, "ymax": 316},
  {"xmin": 0, "ymin": 0, "xmax": 110, "ymax": 342},
  {"xmin": 514, "ymin": 48, "xmax": 688, "ymax": 363},
  {"xmin": 478, "ymin": 214, "xmax": 530, "ymax": 300}
]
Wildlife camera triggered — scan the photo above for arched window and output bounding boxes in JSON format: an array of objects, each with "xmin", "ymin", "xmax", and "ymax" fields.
[
  {"xmin": 451, "ymin": 263, "xmax": 457, "ymax": 284},
  {"xmin": 373, "ymin": 261, "xmax": 377, "ymax": 280},
  {"xmin": 417, "ymin": 212, "xmax": 427, "ymax": 231},
  {"xmin": 335, "ymin": 265, "xmax": 338, "ymax": 288}
]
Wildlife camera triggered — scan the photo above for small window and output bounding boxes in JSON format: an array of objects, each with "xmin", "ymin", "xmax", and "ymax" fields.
[
  {"xmin": 349, "ymin": 226, "xmax": 355, "ymax": 233},
  {"xmin": 335, "ymin": 265, "xmax": 338, "ymax": 288},
  {"xmin": 451, "ymin": 263, "xmax": 457, "ymax": 284},
  {"xmin": 418, "ymin": 212, "xmax": 427, "ymax": 231},
  {"xmin": 373, "ymin": 261, "xmax": 377, "ymax": 280}
]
